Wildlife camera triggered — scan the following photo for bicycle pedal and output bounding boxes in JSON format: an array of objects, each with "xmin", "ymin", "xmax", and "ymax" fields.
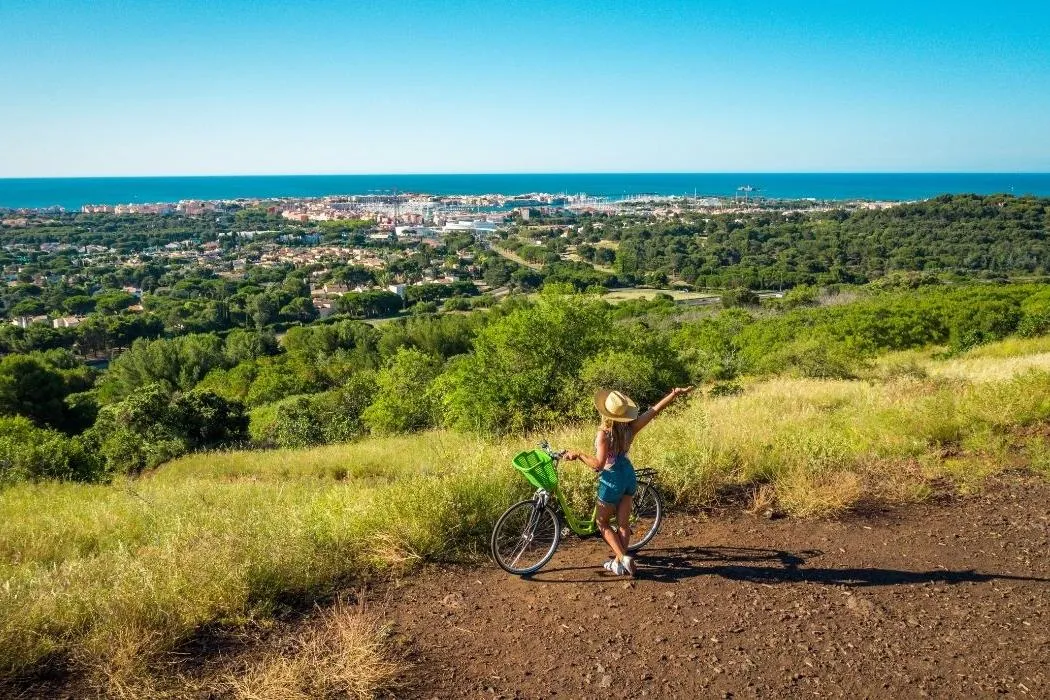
[{"xmin": 561, "ymin": 527, "xmax": 572, "ymax": 537}]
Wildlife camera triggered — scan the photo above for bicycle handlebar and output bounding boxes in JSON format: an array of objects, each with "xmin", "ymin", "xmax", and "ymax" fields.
[{"xmin": 537, "ymin": 440, "xmax": 566, "ymax": 460}]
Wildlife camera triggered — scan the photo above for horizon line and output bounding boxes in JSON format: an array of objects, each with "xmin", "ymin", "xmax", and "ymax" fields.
[{"xmin": 3, "ymin": 170, "xmax": 1050, "ymax": 181}]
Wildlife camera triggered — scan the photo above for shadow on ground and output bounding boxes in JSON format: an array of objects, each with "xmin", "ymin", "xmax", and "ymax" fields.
[{"xmin": 527, "ymin": 545, "xmax": 1050, "ymax": 587}]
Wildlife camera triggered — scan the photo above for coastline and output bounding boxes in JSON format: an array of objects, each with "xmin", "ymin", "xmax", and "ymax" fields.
[{"xmin": 2, "ymin": 172, "xmax": 1050, "ymax": 211}]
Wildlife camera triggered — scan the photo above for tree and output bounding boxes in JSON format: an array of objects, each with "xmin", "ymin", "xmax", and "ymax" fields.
[
  {"xmin": 251, "ymin": 293, "xmax": 279, "ymax": 329},
  {"xmin": 8, "ymin": 299, "xmax": 46, "ymax": 317},
  {"xmin": 436, "ymin": 291, "xmax": 613, "ymax": 433},
  {"xmin": 0, "ymin": 416, "xmax": 100, "ymax": 485},
  {"xmin": 280, "ymin": 296, "xmax": 319, "ymax": 323},
  {"xmin": 94, "ymin": 291, "xmax": 137, "ymax": 314},
  {"xmin": 337, "ymin": 290, "xmax": 402, "ymax": 319},
  {"xmin": 224, "ymin": 329, "xmax": 278, "ymax": 364},
  {"xmin": 99, "ymin": 334, "xmax": 227, "ymax": 402},
  {"xmin": 0, "ymin": 355, "xmax": 70, "ymax": 428},
  {"xmin": 63, "ymin": 295, "xmax": 96, "ymax": 315}
]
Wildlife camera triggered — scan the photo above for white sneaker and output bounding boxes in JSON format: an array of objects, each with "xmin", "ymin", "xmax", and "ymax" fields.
[
  {"xmin": 621, "ymin": 554, "xmax": 636, "ymax": 577},
  {"xmin": 603, "ymin": 559, "xmax": 626, "ymax": 575}
]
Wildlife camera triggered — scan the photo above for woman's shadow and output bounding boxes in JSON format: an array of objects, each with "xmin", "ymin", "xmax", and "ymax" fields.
[{"xmin": 528, "ymin": 546, "xmax": 1050, "ymax": 587}]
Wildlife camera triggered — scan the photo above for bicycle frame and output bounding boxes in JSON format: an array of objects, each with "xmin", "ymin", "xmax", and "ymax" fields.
[{"xmin": 537, "ymin": 455, "xmax": 657, "ymax": 538}]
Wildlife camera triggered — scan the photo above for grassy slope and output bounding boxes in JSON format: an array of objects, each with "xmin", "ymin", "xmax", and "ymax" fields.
[{"xmin": 3, "ymin": 339, "xmax": 1050, "ymax": 688}]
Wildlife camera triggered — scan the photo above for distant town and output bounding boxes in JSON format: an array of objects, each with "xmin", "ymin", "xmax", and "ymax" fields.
[{"xmin": 0, "ymin": 190, "xmax": 906, "ymax": 342}]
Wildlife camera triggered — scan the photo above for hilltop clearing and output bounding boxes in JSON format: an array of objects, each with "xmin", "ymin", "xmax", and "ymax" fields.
[{"xmin": 3, "ymin": 337, "xmax": 1050, "ymax": 695}]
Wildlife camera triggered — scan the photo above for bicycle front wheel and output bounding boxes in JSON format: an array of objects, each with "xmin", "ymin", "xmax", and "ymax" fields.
[
  {"xmin": 490, "ymin": 499, "xmax": 561, "ymax": 575},
  {"xmin": 627, "ymin": 484, "xmax": 663, "ymax": 552}
]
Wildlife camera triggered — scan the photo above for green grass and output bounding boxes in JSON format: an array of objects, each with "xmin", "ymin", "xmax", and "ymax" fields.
[
  {"xmin": 3, "ymin": 337, "xmax": 1050, "ymax": 689},
  {"xmin": 600, "ymin": 287, "xmax": 717, "ymax": 303}
]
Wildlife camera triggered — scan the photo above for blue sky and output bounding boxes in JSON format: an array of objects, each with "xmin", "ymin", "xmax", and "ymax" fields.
[{"xmin": 1, "ymin": 0, "xmax": 1048, "ymax": 176}]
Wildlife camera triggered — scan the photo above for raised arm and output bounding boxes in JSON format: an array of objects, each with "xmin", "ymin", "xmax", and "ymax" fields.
[{"xmin": 629, "ymin": 386, "xmax": 694, "ymax": 434}]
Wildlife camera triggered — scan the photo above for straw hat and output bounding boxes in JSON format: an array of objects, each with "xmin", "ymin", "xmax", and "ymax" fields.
[{"xmin": 594, "ymin": 389, "xmax": 639, "ymax": 422}]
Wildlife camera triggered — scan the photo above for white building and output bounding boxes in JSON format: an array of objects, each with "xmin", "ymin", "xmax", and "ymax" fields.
[{"xmin": 52, "ymin": 316, "xmax": 84, "ymax": 329}]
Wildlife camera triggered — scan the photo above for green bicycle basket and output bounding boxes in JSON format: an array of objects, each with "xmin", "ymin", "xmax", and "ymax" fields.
[{"xmin": 512, "ymin": 449, "xmax": 558, "ymax": 491}]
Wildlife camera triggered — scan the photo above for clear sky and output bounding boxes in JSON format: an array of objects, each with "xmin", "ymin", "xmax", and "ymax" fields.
[{"xmin": 1, "ymin": 0, "xmax": 1049, "ymax": 177}]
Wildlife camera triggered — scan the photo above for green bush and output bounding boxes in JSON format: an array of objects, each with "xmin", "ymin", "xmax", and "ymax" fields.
[
  {"xmin": 948, "ymin": 300, "xmax": 1023, "ymax": 352},
  {"xmin": 759, "ymin": 335, "xmax": 865, "ymax": 380},
  {"xmin": 315, "ymin": 372, "xmax": 379, "ymax": 443},
  {"xmin": 721, "ymin": 287, "xmax": 760, "ymax": 308},
  {"xmin": 0, "ymin": 416, "xmax": 101, "ymax": 485},
  {"xmin": 245, "ymin": 357, "xmax": 323, "ymax": 406},
  {"xmin": 575, "ymin": 349, "xmax": 660, "ymax": 418},
  {"xmin": 270, "ymin": 396, "xmax": 323, "ymax": 448},
  {"xmin": 250, "ymin": 372, "xmax": 378, "ymax": 447},
  {"xmin": 85, "ymin": 384, "xmax": 248, "ymax": 474},
  {"xmin": 1018, "ymin": 290, "xmax": 1050, "ymax": 338},
  {"xmin": 363, "ymin": 349, "xmax": 442, "ymax": 435}
]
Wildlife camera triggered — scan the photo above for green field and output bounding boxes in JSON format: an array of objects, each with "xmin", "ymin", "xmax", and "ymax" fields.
[{"xmin": 600, "ymin": 287, "xmax": 718, "ymax": 303}]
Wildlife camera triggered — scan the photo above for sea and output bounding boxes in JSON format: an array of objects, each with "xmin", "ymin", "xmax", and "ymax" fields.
[{"xmin": 1, "ymin": 173, "xmax": 1050, "ymax": 211}]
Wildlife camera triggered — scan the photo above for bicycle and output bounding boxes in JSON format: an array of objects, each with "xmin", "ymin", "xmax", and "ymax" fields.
[{"xmin": 490, "ymin": 440, "xmax": 664, "ymax": 575}]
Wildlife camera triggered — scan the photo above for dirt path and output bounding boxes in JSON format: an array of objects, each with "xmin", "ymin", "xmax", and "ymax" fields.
[{"xmin": 378, "ymin": 475, "xmax": 1050, "ymax": 698}]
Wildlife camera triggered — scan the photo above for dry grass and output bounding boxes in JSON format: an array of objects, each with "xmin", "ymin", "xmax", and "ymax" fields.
[
  {"xmin": 97, "ymin": 603, "xmax": 405, "ymax": 700},
  {"xmin": 932, "ymin": 351, "xmax": 1050, "ymax": 383},
  {"xmin": 219, "ymin": 604, "xmax": 405, "ymax": 700}
]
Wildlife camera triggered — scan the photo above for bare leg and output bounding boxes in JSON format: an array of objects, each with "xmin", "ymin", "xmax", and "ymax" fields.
[
  {"xmin": 616, "ymin": 494, "xmax": 633, "ymax": 552},
  {"xmin": 597, "ymin": 501, "xmax": 627, "ymax": 560}
]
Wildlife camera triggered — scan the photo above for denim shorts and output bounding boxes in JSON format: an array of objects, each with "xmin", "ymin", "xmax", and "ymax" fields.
[{"xmin": 597, "ymin": 454, "xmax": 637, "ymax": 505}]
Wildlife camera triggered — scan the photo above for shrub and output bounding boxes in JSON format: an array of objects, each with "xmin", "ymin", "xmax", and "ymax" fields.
[
  {"xmin": 86, "ymin": 384, "xmax": 248, "ymax": 474},
  {"xmin": 250, "ymin": 373, "xmax": 378, "ymax": 447},
  {"xmin": 1018, "ymin": 290, "xmax": 1050, "ymax": 338},
  {"xmin": 245, "ymin": 358, "xmax": 323, "ymax": 406},
  {"xmin": 708, "ymin": 381, "xmax": 744, "ymax": 397},
  {"xmin": 948, "ymin": 300, "xmax": 1022, "ymax": 352},
  {"xmin": 442, "ymin": 297, "xmax": 471, "ymax": 312},
  {"xmin": 759, "ymin": 336, "xmax": 865, "ymax": 380},
  {"xmin": 673, "ymin": 309, "xmax": 752, "ymax": 381},
  {"xmin": 362, "ymin": 349, "xmax": 442, "ymax": 435},
  {"xmin": 316, "ymin": 372, "xmax": 379, "ymax": 443},
  {"xmin": 270, "ymin": 396, "xmax": 324, "ymax": 448},
  {"xmin": 0, "ymin": 416, "xmax": 101, "ymax": 484},
  {"xmin": 721, "ymin": 287, "xmax": 760, "ymax": 308}
]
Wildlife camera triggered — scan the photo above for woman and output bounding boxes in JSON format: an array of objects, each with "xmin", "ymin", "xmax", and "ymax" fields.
[{"xmin": 565, "ymin": 385, "xmax": 693, "ymax": 576}]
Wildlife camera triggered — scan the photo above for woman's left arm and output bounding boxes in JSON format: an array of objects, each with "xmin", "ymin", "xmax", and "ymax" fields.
[{"xmin": 629, "ymin": 386, "xmax": 695, "ymax": 434}]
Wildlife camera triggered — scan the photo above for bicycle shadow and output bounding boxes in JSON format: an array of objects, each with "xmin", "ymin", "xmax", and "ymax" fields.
[{"xmin": 527, "ymin": 545, "xmax": 1050, "ymax": 587}]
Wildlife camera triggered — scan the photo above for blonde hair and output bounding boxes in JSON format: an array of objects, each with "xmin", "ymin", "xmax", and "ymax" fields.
[{"xmin": 599, "ymin": 417, "xmax": 632, "ymax": 457}]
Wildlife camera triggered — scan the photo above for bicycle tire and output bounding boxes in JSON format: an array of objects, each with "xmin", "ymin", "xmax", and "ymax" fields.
[
  {"xmin": 490, "ymin": 499, "xmax": 561, "ymax": 575},
  {"xmin": 627, "ymin": 484, "xmax": 663, "ymax": 551}
]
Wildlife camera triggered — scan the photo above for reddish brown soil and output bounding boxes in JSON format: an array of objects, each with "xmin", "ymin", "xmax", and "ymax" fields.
[{"xmin": 379, "ymin": 476, "xmax": 1050, "ymax": 699}]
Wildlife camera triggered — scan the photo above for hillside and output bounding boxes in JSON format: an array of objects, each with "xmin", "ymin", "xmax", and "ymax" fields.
[{"xmin": 3, "ymin": 337, "xmax": 1050, "ymax": 696}]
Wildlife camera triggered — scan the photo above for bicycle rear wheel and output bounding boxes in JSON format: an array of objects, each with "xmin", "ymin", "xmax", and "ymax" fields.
[
  {"xmin": 627, "ymin": 483, "xmax": 663, "ymax": 551},
  {"xmin": 490, "ymin": 499, "xmax": 561, "ymax": 575}
]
